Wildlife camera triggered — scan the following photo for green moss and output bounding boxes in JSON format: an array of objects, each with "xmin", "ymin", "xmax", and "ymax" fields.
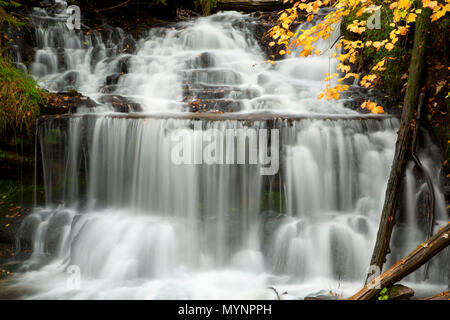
[
  {"xmin": 195, "ymin": 0, "xmax": 219, "ymax": 16},
  {"xmin": 0, "ymin": 56, "xmax": 46, "ymax": 135},
  {"xmin": 0, "ymin": 0, "xmax": 25, "ymax": 28},
  {"xmin": 261, "ymin": 190, "xmax": 286, "ymax": 213}
]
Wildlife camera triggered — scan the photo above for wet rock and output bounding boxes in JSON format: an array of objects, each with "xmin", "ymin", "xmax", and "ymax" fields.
[
  {"xmin": 388, "ymin": 284, "xmax": 415, "ymax": 300},
  {"xmin": 43, "ymin": 91, "xmax": 98, "ymax": 115},
  {"xmin": 0, "ymin": 278, "xmax": 39, "ymax": 300},
  {"xmin": 261, "ymin": 211, "xmax": 285, "ymax": 252},
  {"xmin": 97, "ymin": 95, "xmax": 143, "ymax": 112},
  {"xmin": 330, "ymin": 233, "xmax": 354, "ymax": 280},
  {"xmin": 100, "ymin": 85, "xmax": 119, "ymax": 94},
  {"xmin": 176, "ymin": 8, "xmax": 200, "ymax": 21},
  {"xmin": 121, "ymin": 36, "xmax": 137, "ymax": 54},
  {"xmin": 0, "ymin": 206, "xmax": 32, "ymax": 252},
  {"xmin": 342, "ymin": 86, "xmax": 401, "ymax": 117},
  {"xmin": 117, "ymin": 55, "xmax": 132, "ymax": 74},
  {"xmin": 182, "ymin": 69, "xmax": 243, "ymax": 85},
  {"xmin": 184, "ymin": 99, "xmax": 242, "ymax": 113},
  {"xmin": 105, "ymin": 73, "xmax": 122, "ymax": 86},
  {"xmin": 62, "ymin": 71, "xmax": 79, "ymax": 90},
  {"xmin": 90, "ymin": 44, "xmax": 106, "ymax": 72},
  {"xmin": 56, "ymin": 47, "xmax": 67, "ymax": 72},
  {"xmin": 354, "ymin": 216, "xmax": 369, "ymax": 234},
  {"xmin": 2, "ymin": 23, "xmax": 36, "ymax": 67},
  {"xmin": 197, "ymin": 52, "xmax": 215, "ymax": 69},
  {"xmin": 184, "ymin": 83, "xmax": 260, "ymax": 100},
  {"xmin": 257, "ymin": 73, "xmax": 271, "ymax": 86},
  {"xmin": 45, "ymin": 211, "xmax": 73, "ymax": 254}
]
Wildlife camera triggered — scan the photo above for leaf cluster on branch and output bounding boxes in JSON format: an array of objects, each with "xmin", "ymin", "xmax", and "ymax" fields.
[{"xmin": 269, "ymin": 0, "xmax": 449, "ymax": 113}]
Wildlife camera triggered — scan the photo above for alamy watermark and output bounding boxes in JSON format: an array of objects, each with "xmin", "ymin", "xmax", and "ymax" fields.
[
  {"xmin": 170, "ymin": 124, "xmax": 280, "ymax": 176},
  {"xmin": 367, "ymin": 5, "xmax": 381, "ymax": 30},
  {"xmin": 66, "ymin": 5, "xmax": 81, "ymax": 30},
  {"xmin": 66, "ymin": 264, "xmax": 81, "ymax": 290},
  {"xmin": 366, "ymin": 265, "xmax": 382, "ymax": 289}
]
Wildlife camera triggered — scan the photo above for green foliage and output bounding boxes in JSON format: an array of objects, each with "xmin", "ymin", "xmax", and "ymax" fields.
[
  {"xmin": 341, "ymin": 5, "xmax": 409, "ymax": 95},
  {"xmin": 0, "ymin": 1, "xmax": 22, "ymax": 8},
  {"xmin": 378, "ymin": 287, "xmax": 389, "ymax": 300},
  {"xmin": 44, "ymin": 128, "xmax": 62, "ymax": 145},
  {"xmin": 195, "ymin": 0, "xmax": 219, "ymax": 16},
  {"xmin": 0, "ymin": 57, "xmax": 45, "ymax": 135},
  {"xmin": 0, "ymin": 0, "xmax": 24, "ymax": 27}
]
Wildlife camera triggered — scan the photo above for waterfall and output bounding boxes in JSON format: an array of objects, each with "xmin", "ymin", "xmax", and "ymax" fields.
[{"xmin": 8, "ymin": 5, "xmax": 448, "ymax": 299}]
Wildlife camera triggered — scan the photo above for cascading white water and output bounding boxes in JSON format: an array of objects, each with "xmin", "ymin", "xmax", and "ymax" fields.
[
  {"xmin": 28, "ymin": 4, "xmax": 349, "ymax": 114},
  {"xmin": 7, "ymin": 4, "xmax": 448, "ymax": 299}
]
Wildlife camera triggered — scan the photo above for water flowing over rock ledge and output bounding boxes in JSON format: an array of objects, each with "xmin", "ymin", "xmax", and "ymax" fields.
[
  {"xmin": 39, "ymin": 112, "xmax": 395, "ymax": 121},
  {"xmin": 1, "ymin": 2, "xmax": 448, "ymax": 300}
]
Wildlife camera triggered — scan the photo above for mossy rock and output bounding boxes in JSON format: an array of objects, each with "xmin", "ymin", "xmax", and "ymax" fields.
[{"xmin": 388, "ymin": 284, "xmax": 415, "ymax": 300}]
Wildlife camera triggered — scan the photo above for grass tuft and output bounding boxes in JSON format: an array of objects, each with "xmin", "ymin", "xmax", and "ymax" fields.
[{"xmin": 0, "ymin": 56, "xmax": 46, "ymax": 135}]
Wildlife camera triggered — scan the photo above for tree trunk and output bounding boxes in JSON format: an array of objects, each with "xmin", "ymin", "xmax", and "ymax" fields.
[
  {"xmin": 351, "ymin": 223, "xmax": 450, "ymax": 300},
  {"xmin": 419, "ymin": 291, "xmax": 450, "ymax": 300},
  {"xmin": 365, "ymin": 6, "xmax": 432, "ymax": 283},
  {"xmin": 217, "ymin": 0, "xmax": 290, "ymax": 12}
]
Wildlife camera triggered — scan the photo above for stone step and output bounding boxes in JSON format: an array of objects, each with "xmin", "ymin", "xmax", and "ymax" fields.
[
  {"xmin": 180, "ymin": 69, "xmax": 244, "ymax": 85},
  {"xmin": 183, "ymin": 85, "xmax": 261, "ymax": 100},
  {"xmin": 184, "ymin": 99, "xmax": 243, "ymax": 113}
]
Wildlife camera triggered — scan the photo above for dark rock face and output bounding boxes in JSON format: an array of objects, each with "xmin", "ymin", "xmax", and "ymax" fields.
[
  {"xmin": 43, "ymin": 92, "xmax": 144, "ymax": 114},
  {"xmin": 342, "ymin": 87, "xmax": 402, "ymax": 118},
  {"xmin": 42, "ymin": 92, "xmax": 98, "ymax": 115},
  {"xmin": 0, "ymin": 207, "xmax": 32, "ymax": 250},
  {"xmin": 1, "ymin": 23, "xmax": 37, "ymax": 71},
  {"xmin": 97, "ymin": 95, "xmax": 143, "ymax": 112},
  {"xmin": 105, "ymin": 73, "xmax": 122, "ymax": 86}
]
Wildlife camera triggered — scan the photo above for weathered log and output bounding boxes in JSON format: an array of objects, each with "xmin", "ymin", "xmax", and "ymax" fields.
[
  {"xmin": 365, "ymin": 6, "xmax": 432, "ymax": 282},
  {"xmin": 350, "ymin": 223, "xmax": 450, "ymax": 300},
  {"xmin": 419, "ymin": 291, "xmax": 450, "ymax": 300},
  {"xmin": 217, "ymin": 0, "xmax": 290, "ymax": 12}
]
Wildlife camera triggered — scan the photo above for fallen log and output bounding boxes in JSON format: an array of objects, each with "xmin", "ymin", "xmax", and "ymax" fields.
[
  {"xmin": 350, "ymin": 223, "xmax": 450, "ymax": 300},
  {"xmin": 217, "ymin": 0, "xmax": 290, "ymax": 12},
  {"xmin": 419, "ymin": 291, "xmax": 450, "ymax": 300}
]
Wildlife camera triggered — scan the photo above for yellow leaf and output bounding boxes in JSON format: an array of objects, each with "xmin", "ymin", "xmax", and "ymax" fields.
[{"xmin": 406, "ymin": 13, "xmax": 417, "ymax": 23}]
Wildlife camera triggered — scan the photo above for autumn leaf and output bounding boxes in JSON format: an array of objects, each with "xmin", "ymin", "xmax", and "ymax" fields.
[{"xmin": 385, "ymin": 43, "xmax": 395, "ymax": 51}]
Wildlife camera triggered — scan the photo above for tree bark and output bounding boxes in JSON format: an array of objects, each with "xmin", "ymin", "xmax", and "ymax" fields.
[
  {"xmin": 365, "ymin": 6, "xmax": 432, "ymax": 283},
  {"xmin": 351, "ymin": 223, "xmax": 450, "ymax": 300},
  {"xmin": 217, "ymin": 0, "xmax": 290, "ymax": 12},
  {"xmin": 419, "ymin": 291, "xmax": 450, "ymax": 300}
]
